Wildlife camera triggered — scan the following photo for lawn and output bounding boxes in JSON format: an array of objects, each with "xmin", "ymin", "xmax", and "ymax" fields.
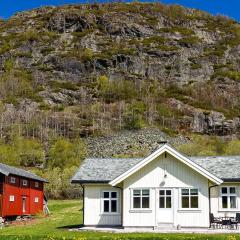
[{"xmin": 0, "ymin": 200, "xmax": 239, "ymax": 240}]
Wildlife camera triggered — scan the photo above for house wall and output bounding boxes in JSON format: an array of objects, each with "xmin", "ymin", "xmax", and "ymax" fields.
[
  {"xmin": 210, "ymin": 183, "xmax": 240, "ymax": 218},
  {"xmin": 84, "ymin": 184, "xmax": 121, "ymax": 226},
  {"xmin": 122, "ymin": 153, "xmax": 210, "ymax": 228},
  {"xmin": 1, "ymin": 175, "xmax": 44, "ymax": 217}
]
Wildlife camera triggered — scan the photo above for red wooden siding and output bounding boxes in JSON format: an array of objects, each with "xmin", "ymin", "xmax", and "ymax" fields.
[{"xmin": 0, "ymin": 175, "xmax": 44, "ymax": 217}]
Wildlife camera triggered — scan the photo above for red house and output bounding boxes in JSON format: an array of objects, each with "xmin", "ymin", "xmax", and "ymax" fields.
[{"xmin": 0, "ymin": 163, "xmax": 48, "ymax": 218}]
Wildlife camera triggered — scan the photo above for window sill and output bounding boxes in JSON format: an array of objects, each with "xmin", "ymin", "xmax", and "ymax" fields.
[
  {"xmin": 129, "ymin": 209, "xmax": 152, "ymax": 213},
  {"xmin": 100, "ymin": 213, "xmax": 120, "ymax": 216},
  {"xmin": 177, "ymin": 209, "xmax": 202, "ymax": 213},
  {"xmin": 218, "ymin": 209, "xmax": 239, "ymax": 212}
]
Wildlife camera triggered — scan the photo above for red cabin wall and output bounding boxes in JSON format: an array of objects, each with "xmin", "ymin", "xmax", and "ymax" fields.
[{"xmin": 1, "ymin": 175, "xmax": 44, "ymax": 217}]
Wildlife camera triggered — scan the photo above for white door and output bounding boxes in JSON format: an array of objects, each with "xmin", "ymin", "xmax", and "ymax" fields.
[{"xmin": 157, "ymin": 189, "xmax": 173, "ymax": 224}]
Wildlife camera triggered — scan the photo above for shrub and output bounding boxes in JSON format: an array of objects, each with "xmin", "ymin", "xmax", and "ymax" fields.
[
  {"xmin": 142, "ymin": 36, "xmax": 165, "ymax": 46},
  {"xmin": 178, "ymin": 36, "xmax": 200, "ymax": 45},
  {"xmin": 48, "ymin": 138, "xmax": 86, "ymax": 169},
  {"xmin": 123, "ymin": 102, "xmax": 145, "ymax": 130}
]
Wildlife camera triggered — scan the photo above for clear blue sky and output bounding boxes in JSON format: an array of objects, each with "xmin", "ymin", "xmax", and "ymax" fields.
[{"xmin": 0, "ymin": 0, "xmax": 240, "ymax": 22}]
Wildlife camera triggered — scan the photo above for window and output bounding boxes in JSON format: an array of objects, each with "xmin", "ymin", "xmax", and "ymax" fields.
[
  {"xmin": 35, "ymin": 182, "xmax": 39, "ymax": 188},
  {"xmin": 159, "ymin": 189, "xmax": 172, "ymax": 208},
  {"xmin": 22, "ymin": 180, "xmax": 28, "ymax": 186},
  {"xmin": 9, "ymin": 195, "xmax": 15, "ymax": 202},
  {"xmin": 221, "ymin": 187, "xmax": 237, "ymax": 209},
  {"xmin": 102, "ymin": 191, "xmax": 118, "ymax": 213},
  {"xmin": 133, "ymin": 189, "xmax": 150, "ymax": 209},
  {"xmin": 10, "ymin": 177, "xmax": 16, "ymax": 184},
  {"xmin": 181, "ymin": 189, "xmax": 198, "ymax": 209},
  {"xmin": 34, "ymin": 197, "xmax": 39, "ymax": 203}
]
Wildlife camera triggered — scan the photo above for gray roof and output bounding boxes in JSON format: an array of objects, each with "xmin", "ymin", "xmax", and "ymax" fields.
[
  {"xmin": 0, "ymin": 163, "xmax": 48, "ymax": 182},
  {"xmin": 71, "ymin": 158, "xmax": 143, "ymax": 183},
  {"xmin": 72, "ymin": 155, "xmax": 240, "ymax": 184},
  {"xmin": 191, "ymin": 156, "xmax": 240, "ymax": 182}
]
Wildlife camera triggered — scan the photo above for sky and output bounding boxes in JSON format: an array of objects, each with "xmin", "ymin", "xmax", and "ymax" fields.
[{"xmin": 0, "ymin": 0, "xmax": 240, "ymax": 22}]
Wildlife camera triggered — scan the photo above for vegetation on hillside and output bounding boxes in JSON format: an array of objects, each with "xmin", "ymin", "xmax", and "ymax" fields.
[{"xmin": 0, "ymin": 3, "xmax": 240, "ymax": 199}]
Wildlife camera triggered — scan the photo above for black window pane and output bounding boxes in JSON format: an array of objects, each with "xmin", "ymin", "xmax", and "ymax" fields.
[
  {"xmin": 133, "ymin": 190, "xmax": 140, "ymax": 196},
  {"xmin": 230, "ymin": 196, "xmax": 236, "ymax": 208},
  {"xmin": 190, "ymin": 189, "xmax": 198, "ymax": 195},
  {"xmin": 166, "ymin": 197, "xmax": 171, "ymax": 208},
  {"xmin": 142, "ymin": 197, "xmax": 149, "ymax": 208},
  {"xmin": 104, "ymin": 200, "xmax": 109, "ymax": 212},
  {"xmin": 166, "ymin": 190, "xmax": 171, "ymax": 196},
  {"xmin": 222, "ymin": 187, "xmax": 227, "ymax": 194},
  {"xmin": 111, "ymin": 200, "xmax": 117, "ymax": 212},
  {"xmin": 133, "ymin": 197, "xmax": 140, "ymax": 208},
  {"xmin": 182, "ymin": 189, "xmax": 189, "ymax": 196},
  {"xmin": 230, "ymin": 187, "xmax": 236, "ymax": 194},
  {"xmin": 182, "ymin": 197, "xmax": 189, "ymax": 208},
  {"xmin": 222, "ymin": 196, "xmax": 228, "ymax": 208},
  {"xmin": 103, "ymin": 192, "xmax": 109, "ymax": 198},
  {"xmin": 159, "ymin": 190, "xmax": 165, "ymax": 196},
  {"xmin": 191, "ymin": 196, "xmax": 198, "ymax": 208},
  {"xmin": 159, "ymin": 197, "xmax": 165, "ymax": 208},
  {"xmin": 111, "ymin": 192, "xmax": 117, "ymax": 198},
  {"xmin": 142, "ymin": 190, "xmax": 149, "ymax": 196}
]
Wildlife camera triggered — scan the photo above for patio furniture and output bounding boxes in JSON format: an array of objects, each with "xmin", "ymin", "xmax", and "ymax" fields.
[
  {"xmin": 210, "ymin": 213, "xmax": 222, "ymax": 229},
  {"xmin": 221, "ymin": 217, "xmax": 231, "ymax": 229},
  {"xmin": 230, "ymin": 213, "xmax": 240, "ymax": 230}
]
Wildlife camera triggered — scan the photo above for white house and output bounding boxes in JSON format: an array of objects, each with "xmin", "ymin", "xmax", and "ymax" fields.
[{"xmin": 71, "ymin": 143, "xmax": 240, "ymax": 229}]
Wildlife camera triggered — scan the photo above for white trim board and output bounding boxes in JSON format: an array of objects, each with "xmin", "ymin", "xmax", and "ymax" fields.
[{"xmin": 109, "ymin": 144, "xmax": 223, "ymax": 186}]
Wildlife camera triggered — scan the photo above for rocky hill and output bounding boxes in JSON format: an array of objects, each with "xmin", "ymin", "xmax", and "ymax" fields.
[{"xmin": 0, "ymin": 2, "xmax": 240, "ymax": 143}]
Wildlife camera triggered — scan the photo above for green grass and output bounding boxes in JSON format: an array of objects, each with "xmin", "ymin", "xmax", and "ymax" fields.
[{"xmin": 0, "ymin": 200, "xmax": 240, "ymax": 239}]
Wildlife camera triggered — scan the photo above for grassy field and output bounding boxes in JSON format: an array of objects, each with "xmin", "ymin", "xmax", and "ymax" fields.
[{"xmin": 0, "ymin": 200, "xmax": 239, "ymax": 240}]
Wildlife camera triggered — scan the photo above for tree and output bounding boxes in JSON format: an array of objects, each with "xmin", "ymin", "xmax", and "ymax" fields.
[{"xmin": 48, "ymin": 138, "xmax": 86, "ymax": 169}]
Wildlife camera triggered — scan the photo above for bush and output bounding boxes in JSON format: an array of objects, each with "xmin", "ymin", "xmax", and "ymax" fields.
[
  {"xmin": 123, "ymin": 102, "xmax": 146, "ymax": 130},
  {"xmin": 43, "ymin": 166, "xmax": 80, "ymax": 199},
  {"xmin": 48, "ymin": 138, "xmax": 86, "ymax": 169}
]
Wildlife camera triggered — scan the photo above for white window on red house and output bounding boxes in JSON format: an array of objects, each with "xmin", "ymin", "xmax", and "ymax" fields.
[
  {"xmin": 22, "ymin": 180, "xmax": 28, "ymax": 186},
  {"xmin": 9, "ymin": 195, "xmax": 15, "ymax": 202},
  {"xmin": 35, "ymin": 182, "xmax": 39, "ymax": 188},
  {"xmin": 34, "ymin": 197, "xmax": 39, "ymax": 203},
  {"xmin": 10, "ymin": 177, "xmax": 16, "ymax": 184}
]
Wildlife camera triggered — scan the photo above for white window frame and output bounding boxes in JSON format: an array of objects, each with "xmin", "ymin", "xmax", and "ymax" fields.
[
  {"xmin": 22, "ymin": 180, "xmax": 28, "ymax": 186},
  {"xmin": 219, "ymin": 186, "xmax": 237, "ymax": 210},
  {"xmin": 35, "ymin": 182, "xmax": 39, "ymax": 188},
  {"xmin": 179, "ymin": 188, "xmax": 199, "ymax": 210},
  {"xmin": 34, "ymin": 197, "xmax": 39, "ymax": 203},
  {"xmin": 159, "ymin": 189, "xmax": 172, "ymax": 209},
  {"xmin": 101, "ymin": 190, "xmax": 119, "ymax": 214},
  {"xmin": 9, "ymin": 195, "xmax": 15, "ymax": 202},
  {"xmin": 131, "ymin": 188, "xmax": 151, "ymax": 210},
  {"xmin": 10, "ymin": 177, "xmax": 16, "ymax": 184}
]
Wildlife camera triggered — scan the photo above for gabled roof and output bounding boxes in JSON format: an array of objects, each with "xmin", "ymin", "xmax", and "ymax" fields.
[
  {"xmin": 0, "ymin": 163, "xmax": 48, "ymax": 183},
  {"xmin": 109, "ymin": 144, "xmax": 223, "ymax": 186},
  {"xmin": 72, "ymin": 144, "xmax": 223, "ymax": 185}
]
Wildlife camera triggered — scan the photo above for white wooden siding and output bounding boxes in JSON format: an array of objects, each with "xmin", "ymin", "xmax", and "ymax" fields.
[
  {"xmin": 84, "ymin": 185, "xmax": 121, "ymax": 226},
  {"xmin": 210, "ymin": 183, "xmax": 240, "ymax": 218},
  {"xmin": 123, "ymin": 153, "xmax": 210, "ymax": 227}
]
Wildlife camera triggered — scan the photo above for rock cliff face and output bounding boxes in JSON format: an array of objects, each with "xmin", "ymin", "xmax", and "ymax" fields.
[{"xmin": 0, "ymin": 3, "xmax": 240, "ymax": 138}]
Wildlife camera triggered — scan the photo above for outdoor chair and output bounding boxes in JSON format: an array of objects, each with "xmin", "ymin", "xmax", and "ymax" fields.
[
  {"xmin": 230, "ymin": 213, "xmax": 240, "ymax": 229},
  {"xmin": 210, "ymin": 213, "xmax": 222, "ymax": 229}
]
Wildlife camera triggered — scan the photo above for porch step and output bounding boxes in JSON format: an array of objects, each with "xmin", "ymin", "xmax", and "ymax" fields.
[{"xmin": 155, "ymin": 223, "xmax": 176, "ymax": 230}]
